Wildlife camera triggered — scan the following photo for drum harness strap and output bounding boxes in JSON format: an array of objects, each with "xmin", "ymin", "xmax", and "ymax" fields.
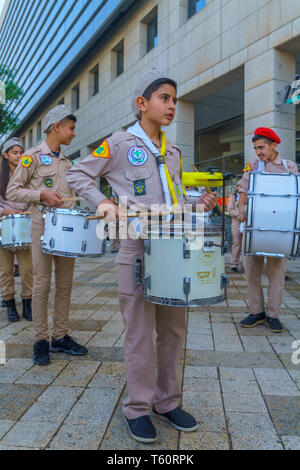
[{"xmin": 256, "ymin": 159, "xmax": 288, "ymax": 172}]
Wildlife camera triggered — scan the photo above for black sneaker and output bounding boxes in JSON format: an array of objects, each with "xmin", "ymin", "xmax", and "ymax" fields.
[
  {"xmin": 124, "ymin": 415, "xmax": 157, "ymax": 443},
  {"xmin": 152, "ymin": 407, "xmax": 198, "ymax": 432},
  {"xmin": 33, "ymin": 340, "xmax": 50, "ymax": 366},
  {"xmin": 50, "ymin": 335, "xmax": 88, "ymax": 356},
  {"xmin": 1, "ymin": 299, "xmax": 7, "ymax": 308},
  {"xmin": 6, "ymin": 299, "xmax": 20, "ymax": 322},
  {"xmin": 265, "ymin": 316, "xmax": 284, "ymax": 333},
  {"xmin": 240, "ymin": 312, "xmax": 266, "ymax": 328},
  {"xmin": 231, "ymin": 267, "xmax": 238, "ymax": 273}
]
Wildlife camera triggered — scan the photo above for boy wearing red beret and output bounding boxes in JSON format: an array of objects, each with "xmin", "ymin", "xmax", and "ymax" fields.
[{"xmin": 238, "ymin": 128, "xmax": 298, "ymax": 333}]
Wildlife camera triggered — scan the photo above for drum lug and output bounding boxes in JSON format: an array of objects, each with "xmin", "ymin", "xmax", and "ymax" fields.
[
  {"xmin": 183, "ymin": 277, "xmax": 191, "ymax": 302},
  {"xmin": 144, "ymin": 240, "xmax": 151, "ymax": 255},
  {"xmin": 12, "ymin": 235, "xmax": 16, "ymax": 244},
  {"xmin": 143, "ymin": 274, "xmax": 151, "ymax": 290},
  {"xmin": 84, "ymin": 218, "xmax": 89, "ymax": 229},
  {"xmin": 183, "ymin": 242, "xmax": 190, "ymax": 259},
  {"xmin": 51, "ymin": 213, "xmax": 57, "ymax": 226},
  {"xmin": 136, "ymin": 259, "xmax": 142, "ymax": 287},
  {"xmin": 81, "ymin": 241, "xmax": 87, "ymax": 254},
  {"xmin": 221, "ymin": 274, "xmax": 229, "ymax": 291},
  {"xmin": 49, "ymin": 238, "xmax": 55, "ymax": 249}
]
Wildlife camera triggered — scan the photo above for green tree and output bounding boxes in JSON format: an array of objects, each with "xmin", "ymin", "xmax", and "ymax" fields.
[{"xmin": 0, "ymin": 65, "xmax": 24, "ymax": 136}]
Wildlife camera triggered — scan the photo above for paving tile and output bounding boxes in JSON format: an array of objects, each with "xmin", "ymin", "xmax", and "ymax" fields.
[
  {"xmin": 226, "ymin": 412, "xmax": 276, "ymax": 435},
  {"xmin": 16, "ymin": 361, "xmax": 68, "ymax": 385},
  {"xmin": 183, "ymin": 390, "xmax": 223, "ymax": 409},
  {"xmin": 223, "ymin": 392, "xmax": 267, "ymax": 413},
  {"xmin": 186, "ymin": 334, "xmax": 214, "ymax": 351},
  {"xmin": 281, "ymin": 435, "xmax": 300, "ymax": 450},
  {"xmin": 52, "ymin": 361, "xmax": 100, "ymax": 387},
  {"xmin": 265, "ymin": 396, "xmax": 300, "ymax": 435},
  {"xmin": 231, "ymin": 432, "xmax": 283, "ymax": 450},
  {"xmin": 0, "ymin": 384, "xmax": 46, "ymax": 420},
  {"xmin": 184, "ymin": 365, "xmax": 218, "ymax": 380},
  {"xmin": 0, "ymin": 359, "xmax": 33, "ymax": 383},
  {"xmin": 0, "ymin": 420, "xmax": 15, "ymax": 439},
  {"xmin": 268, "ymin": 336, "xmax": 298, "ymax": 354},
  {"xmin": 180, "ymin": 431, "xmax": 229, "ymax": 450},
  {"xmin": 241, "ymin": 336, "xmax": 273, "ymax": 353},
  {"xmin": 0, "ymin": 421, "xmax": 60, "ymax": 448},
  {"xmin": 48, "ymin": 423, "xmax": 106, "ymax": 450},
  {"xmin": 254, "ymin": 368, "xmax": 300, "ymax": 396},
  {"xmin": 185, "ymin": 350, "xmax": 282, "ymax": 369},
  {"xmin": 214, "ymin": 336, "xmax": 244, "ymax": 352}
]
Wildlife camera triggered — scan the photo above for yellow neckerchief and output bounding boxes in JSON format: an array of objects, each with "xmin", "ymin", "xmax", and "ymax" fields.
[{"xmin": 159, "ymin": 131, "xmax": 187, "ymax": 207}]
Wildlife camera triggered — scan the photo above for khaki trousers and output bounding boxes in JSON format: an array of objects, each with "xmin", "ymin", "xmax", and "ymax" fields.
[
  {"xmin": 31, "ymin": 223, "xmax": 75, "ymax": 342},
  {"xmin": 242, "ymin": 239, "xmax": 287, "ymax": 319},
  {"xmin": 231, "ymin": 218, "xmax": 242, "ymax": 268},
  {"xmin": 118, "ymin": 261, "xmax": 186, "ymax": 420},
  {"xmin": 0, "ymin": 248, "xmax": 33, "ymax": 300}
]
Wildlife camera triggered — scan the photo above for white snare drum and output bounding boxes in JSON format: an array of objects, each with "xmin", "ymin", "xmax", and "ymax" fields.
[
  {"xmin": 141, "ymin": 224, "xmax": 228, "ymax": 307},
  {"xmin": 41, "ymin": 209, "xmax": 103, "ymax": 258},
  {"xmin": 0, "ymin": 214, "xmax": 31, "ymax": 248},
  {"xmin": 245, "ymin": 172, "xmax": 300, "ymax": 258}
]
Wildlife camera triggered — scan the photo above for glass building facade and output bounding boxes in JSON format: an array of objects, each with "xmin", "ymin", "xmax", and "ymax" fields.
[{"xmin": 0, "ymin": 0, "xmax": 135, "ymax": 128}]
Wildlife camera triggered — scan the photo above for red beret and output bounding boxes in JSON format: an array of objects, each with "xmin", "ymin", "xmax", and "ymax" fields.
[{"xmin": 254, "ymin": 127, "xmax": 281, "ymax": 144}]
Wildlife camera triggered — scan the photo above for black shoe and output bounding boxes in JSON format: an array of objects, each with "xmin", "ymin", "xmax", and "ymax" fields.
[
  {"xmin": 1, "ymin": 299, "xmax": 7, "ymax": 308},
  {"xmin": 231, "ymin": 267, "xmax": 238, "ymax": 273},
  {"xmin": 240, "ymin": 312, "xmax": 266, "ymax": 328},
  {"xmin": 6, "ymin": 298, "xmax": 20, "ymax": 322},
  {"xmin": 33, "ymin": 340, "xmax": 50, "ymax": 366},
  {"xmin": 14, "ymin": 264, "xmax": 20, "ymax": 277},
  {"xmin": 22, "ymin": 299, "xmax": 32, "ymax": 321},
  {"xmin": 152, "ymin": 407, "xmax": 198, "ymax": 432},
  {"xmin": 124, "ymin": 415, "xmax": 157, "ymax": 443},
  {"xmin": 50, "ymin": 335, "xmax": 88, "ymax": 356},
  {"xmin": 265, "ymin": 316, "xmax": 284, "ymax": 333}
]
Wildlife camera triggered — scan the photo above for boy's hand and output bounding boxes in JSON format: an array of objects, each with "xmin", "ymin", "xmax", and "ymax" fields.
[
  {"xmin": 97, "ymin": 199, "xmax": 119, "ymax": 221},
  {"xmin": 40, "ymin": 191, "xmax": 63, "ymax": 208},
  {"xmin": 200, "ymin": 191, "xmax": 218, "ymax": 212}
]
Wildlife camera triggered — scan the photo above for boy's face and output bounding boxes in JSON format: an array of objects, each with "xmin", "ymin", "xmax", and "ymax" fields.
[
  {"xmin": 140, "ymin": 84, "xmax": 177, "ymax": 127},
  {"xmin": 55, "ymin": 119, "xmax": 76, "ymax": 145},
  {"xmin": 4, "ymin": 145, "xmax": 23, "ymax": 168},
  {"xmin": 253, "ymin": 138, "xmax": 277, "ymax": 162}
]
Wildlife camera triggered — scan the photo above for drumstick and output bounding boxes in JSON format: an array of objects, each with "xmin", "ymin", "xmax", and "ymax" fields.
[
  {"xmin": 61, "ymin": 197, "xmax": 86, "ymax": 203},
  {"xmin": 191, "ymin": 164, "xmax": 222, "ymax": 212},
  {"xmin": 87, "ymin": 211, "xmax": 184, "ymax": 221}
]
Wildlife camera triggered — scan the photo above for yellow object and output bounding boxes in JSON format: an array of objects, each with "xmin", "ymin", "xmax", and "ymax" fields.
[
  {"xmin": 160, "ymin": 131, "xmax": 179, "ymax": 207},
  {"xmin": 182, "ymin": 172, "xmax": 223, "ymax": 188}
]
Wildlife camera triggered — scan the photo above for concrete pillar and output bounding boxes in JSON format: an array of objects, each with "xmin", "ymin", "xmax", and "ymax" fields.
[
  {"xmin": 244, "ymin": 48, "xmax": 296, "ymax": 162},
  {"xmin": 166, "ymin": 100, "xmax": 195, "ymax": 171}
]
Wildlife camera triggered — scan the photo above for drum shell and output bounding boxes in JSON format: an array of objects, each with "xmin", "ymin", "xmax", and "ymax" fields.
[
  {"xmin": 143, "ymin": 227, "xmax": 227, "ymax": 307},
  {"xmin": 0, "ymin": 215, "xmax": 31, "ymax": 248},
  {"xmin": 41, "ymin": 209, "xmax": 103, "ymax": 258}
]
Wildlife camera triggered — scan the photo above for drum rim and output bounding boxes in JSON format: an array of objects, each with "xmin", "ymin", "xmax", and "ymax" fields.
[
  {"xmin": 144, "ymin": 294, "xmax": 225, "ymax": 307},
  {"xmin": 0, "ymin": 214, "xmax": 31, "ymax": 220},
  {"xmin": 45, "ymin": 208, "xmax": 93, "ymax": 217},
  {"xmin": 41, "ymin": 247, "xmax": 104, "ymax": 258}
]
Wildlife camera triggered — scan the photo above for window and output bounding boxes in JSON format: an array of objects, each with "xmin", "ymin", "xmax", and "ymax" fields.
[
  {"xmin": 37, "ymin": 121, "xmax": 42, "ymax": 141},
  {"xmin": 89, "ymin": 64, "xmax": 99, "ymax": 98},
  {"xmin": 147, "ymin": 11, "xmax": 158, "ymax": 52},
  {"xmin": 188, "ymin": 0, "xmax": 206, "ymax": 18},
  {"xmin": 58, "ymin": 97, "xmax": 65, "ymax": 105},
  {"xmin": 22, "ymin": 136, "xmax": 26, "ymax": 150},
  {"xmin": 112, "ymin": 40, "xmax": 124, "ymax": 78},
  {"xmin": 71, "ymin": 83, "xmax": 80, "ymax": 112},
  {"xmin": 29, "ymin": 129, "xmax": 33, "ymax": 148}
]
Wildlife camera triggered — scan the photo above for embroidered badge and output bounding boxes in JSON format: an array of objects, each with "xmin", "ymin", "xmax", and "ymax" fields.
[
  {"xmin": 243, "ymin": 162, "xmax": 251, "ymax": 172},
  {"xmin": 92, "ymin": 140, "xmax": 111, "ymax": 158},
  {"xmin": 128, "ymin": 147, "xmax": 148, "ymax": 167},
  {"xmin": 21, "ymin": 156, "xmax": 33, "ymax": 168},
  {"xmin": 39, "ymin": 155, "xmax": 53, "ymax": 166},
  {"xmin": 43, "ymin": 177, "xmax": 53, "ymax": 188},
  {"xmin": 134, "ymin": 179, "xmax": 146, "ymax": 196}
]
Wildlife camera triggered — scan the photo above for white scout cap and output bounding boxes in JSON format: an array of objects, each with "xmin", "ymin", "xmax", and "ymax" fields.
[
  {"xmin": 2, "ymin": 137, "xmax": 24, "ymax": 154},
  {"xmin": 131, "ymin": 69, "xmax": 176, "ymax": 120},
  {"xmin": 43, "ymin": 105, "xmax": 74, "ymax": 133}
]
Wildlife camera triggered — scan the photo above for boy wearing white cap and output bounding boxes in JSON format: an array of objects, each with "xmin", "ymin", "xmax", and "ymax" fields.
[
  {"xmin": 66, "ymin": 70, "xmax": 217, "ymax": 443},
  {"xmin": 6, "ymin": 105, "xmax": 88, "ymax": 365}
]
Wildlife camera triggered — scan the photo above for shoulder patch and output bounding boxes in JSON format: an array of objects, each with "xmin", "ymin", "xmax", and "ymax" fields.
[
  {"xmin": 21, "ymin": 156, "xmax": 33, "ymax": 168},
  {"xmin": 92, "ymin": 140, "xmax": 111, "ymax": 159},
  {"xmin": 243, "ymin": 162, "xmax": 252, "ymax": 173}
]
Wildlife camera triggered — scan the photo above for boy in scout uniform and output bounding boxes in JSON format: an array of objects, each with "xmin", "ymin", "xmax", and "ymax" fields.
[
  {"xmin": 239, "ymin": 127, "xmax": 298, "ymax": 333},
  {"xmin": 6, "ymin": 105, "xmax": 88, "ymax": 365},
  {"xmin": 66, "ymin": 70, "xmax": 217, "ymax": 443},
  {"xmin": 0, "ymin": 138, "xmax": 33, "ymax": 322}
]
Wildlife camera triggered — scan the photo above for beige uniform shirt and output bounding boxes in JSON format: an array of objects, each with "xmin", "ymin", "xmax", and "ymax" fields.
[
  {"xmin": 240, "ymin": 154, "xmax": 298, "ymax": 194},
  {"xmin": 227, "ymin": 194, "xmax": 239, "ymax": 219},
  {"xmin": 66, "ymin": 131, "xmax": 189, "ymax": 210},
  {"xmin": 0, "ymin": 191, "xmax": 28, "ymax": 217},
  {"xmin": 6, "ymin": 141, "xmax": 74, "ymax": 225}
]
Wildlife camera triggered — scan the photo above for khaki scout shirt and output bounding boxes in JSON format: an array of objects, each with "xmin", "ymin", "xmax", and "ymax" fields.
[
  {"xmin": 6, "ymin": 141, "xmax": 74, "ymax": 225},
  {"xmin": 240, "ymin": 154, "xmax": 298, "ymax": 195},
  {"xmin": 65, "ymin": 131, "xmax": 189, "ymax": 210},
  {"xmin": 227, "ymin": 194, "xmax": 239, "ymax": 219},
  {"xmin": 0, "ymin": 173, "xmax": 29, "ymax": 216}
]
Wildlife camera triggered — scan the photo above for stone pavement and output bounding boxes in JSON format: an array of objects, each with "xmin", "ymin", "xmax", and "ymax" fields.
[{"xmin": 0, "ymin": 252, "xmax": 300, "ymax": 450}]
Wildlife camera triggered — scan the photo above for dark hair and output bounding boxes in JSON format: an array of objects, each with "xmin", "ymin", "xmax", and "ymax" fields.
[
  {"xmin": 0, "ymin": 154, "xmax": 10, "ymax": 198},
  {"xmin": 61, "ymin": 115, "xmax": 77, "ymax": 125},
  {"xmin": 252, "ymin": 135, "xmax": 274, "ymax": 144},
  {"xmin": 143, "ymin": 78, "xmax": 177, "ymax": 101}
]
